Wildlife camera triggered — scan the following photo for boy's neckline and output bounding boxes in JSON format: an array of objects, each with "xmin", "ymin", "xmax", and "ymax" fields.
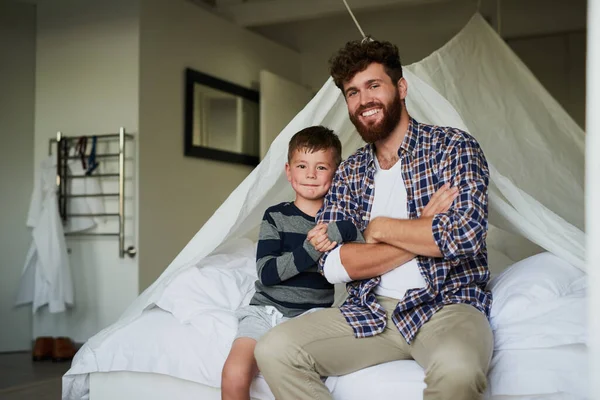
[{"xmin": 291, "ymin": 200, "xmax": 321, "ymax": 221}]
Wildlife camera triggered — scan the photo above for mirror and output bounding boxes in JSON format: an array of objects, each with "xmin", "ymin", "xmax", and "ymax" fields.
[{"xmin": 184, "ymin": 68, "xmax": 260, "ymax": 166}]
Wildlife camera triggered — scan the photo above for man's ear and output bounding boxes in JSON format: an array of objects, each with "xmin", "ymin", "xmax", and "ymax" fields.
[{"xmin": 397, "ymin": 77, "xmax": 408, "ymax": 100}]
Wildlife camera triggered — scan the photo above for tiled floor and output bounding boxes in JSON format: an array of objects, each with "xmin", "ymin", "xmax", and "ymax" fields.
[{"xmin": 0, "ymin": 352, "xmax": 70, "ymax": 399}]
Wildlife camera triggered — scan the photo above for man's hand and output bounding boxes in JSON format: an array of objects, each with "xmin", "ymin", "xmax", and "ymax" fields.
[
  {"xmin": 307, "ymin": 223, "xmax": 337, "ymax": 253},
  {"xmin": 422, "ymin": 183, "xmax": 459, "ymax": 217},
  {"xmin": 363, "ymin": 218, "xmax": 383, "ymax": 244},
  {"xmin": 363, "ymin": 183, "xmax": 459, "ymax": 245}
]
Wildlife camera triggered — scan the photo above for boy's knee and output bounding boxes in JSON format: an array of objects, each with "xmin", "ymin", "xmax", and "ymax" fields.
[{"xmin": 221, "ymin": 361, "xmax": 252, "ymax": 393}]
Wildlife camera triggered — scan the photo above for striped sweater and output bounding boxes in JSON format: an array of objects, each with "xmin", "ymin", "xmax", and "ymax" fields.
[{"xmin": 250, "ymin": 202, "xmax": 334, "ymax": 317}]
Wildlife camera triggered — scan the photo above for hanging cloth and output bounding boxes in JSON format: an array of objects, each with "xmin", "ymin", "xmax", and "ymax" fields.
[
  {"xmin": 74, "ymin": 137, "xmax": 87, "ymax": 170},
  {"xmin": 86, "ymin": 136, "xmax": 99, "ymax": 176}
]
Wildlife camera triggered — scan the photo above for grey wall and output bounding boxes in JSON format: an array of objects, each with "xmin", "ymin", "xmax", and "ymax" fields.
[
  {"xmin": 138, "ymin": 0, "xmax": 303, "ymax": 290},
  {"xmin": 0, "ymin": 2, "xmax": 36, "ymax": 352}
]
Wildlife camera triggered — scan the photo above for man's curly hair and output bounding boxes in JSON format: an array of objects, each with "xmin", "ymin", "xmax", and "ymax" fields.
[{"xmin": 329, "ymin": 38, "xmax": 403, "ymax": 91}]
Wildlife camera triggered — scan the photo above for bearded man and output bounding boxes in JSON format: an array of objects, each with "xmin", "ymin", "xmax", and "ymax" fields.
[{"xmin": 254, "ymin": 38, "xmax": 494, "ymax": 400}]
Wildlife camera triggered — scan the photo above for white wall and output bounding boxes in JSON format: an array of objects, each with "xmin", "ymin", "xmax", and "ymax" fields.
[
  {"xmin": 586, "ymin": 2, "xmax": 599, "ymax": 397},
  {"xmin": 137, "ymin": 0, "xmax": 303, "ymax": 290},
  {"xmin": 253, "ymin": 0, "xmax": 587, "ymax": 126},
  {"xmin": 0, "ymin": 2, "xmax": 36, "ymax": 352},
  {"xmin": 33, "ymin": 0, "xmax": 140, "ymax": 342}
]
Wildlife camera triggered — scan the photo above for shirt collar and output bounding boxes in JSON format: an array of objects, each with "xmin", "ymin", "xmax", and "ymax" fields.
[
  {"xmin": 399, "ymin": 116, "xmax": 419, "ymax": 158},
  {"xmin": 365, "ymin": 116, "xmax": 420, "ymax": 168}
]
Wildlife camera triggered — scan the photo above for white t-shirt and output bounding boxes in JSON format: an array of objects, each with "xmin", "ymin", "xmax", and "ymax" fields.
[{"xmin": 323, "ymin": 157, "xmax": 426, "ymax": 300}]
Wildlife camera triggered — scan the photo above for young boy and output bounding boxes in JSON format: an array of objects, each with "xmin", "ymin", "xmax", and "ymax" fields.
[{"xmin": 221, "ymin": 126, "xmax": 342, "ymax": 400}]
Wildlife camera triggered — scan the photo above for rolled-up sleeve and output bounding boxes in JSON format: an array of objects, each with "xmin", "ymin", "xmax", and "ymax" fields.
[
  {"xmin": 431, "ymin": 138, "xmax": 489, "ymax": 261},
  {"xmin": 316, "ymin": 167, "xmax": 362, "ymax": 273}
]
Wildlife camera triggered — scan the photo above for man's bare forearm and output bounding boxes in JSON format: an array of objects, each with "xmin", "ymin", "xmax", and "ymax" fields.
[
  {"xmin": 370, "ymin": 217, "xmax": 443, "ymax": 258},
  {"xmin": 339, "ymin": 242, "xmax": 415, "ymax": 280}
]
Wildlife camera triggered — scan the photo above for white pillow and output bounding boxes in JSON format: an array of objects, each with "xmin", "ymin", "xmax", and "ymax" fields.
[
  {"xmin": 492, "ymin": 293, "xmax": 587, "ymax": 351},
  {"xmin": 487, "ymin": 252, "xmax": 584, "ymax": 329},
  {"xmin": 156, "ymin": 239, "xmax": 258, "ymax": 323},
  {"xmin": 487, "ymin": 344, "xmax": 588, "ymax": 398}
]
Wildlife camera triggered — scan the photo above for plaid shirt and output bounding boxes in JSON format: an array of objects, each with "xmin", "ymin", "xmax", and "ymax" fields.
[{"xmin": 316, "ymin": 117, "xmax": 492, "ymax": 344}]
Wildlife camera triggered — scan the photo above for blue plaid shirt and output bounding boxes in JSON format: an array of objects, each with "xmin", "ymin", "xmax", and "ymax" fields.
[{"xmin": 316, "ymin": 117, "xmax": 492, "ymax": 344}]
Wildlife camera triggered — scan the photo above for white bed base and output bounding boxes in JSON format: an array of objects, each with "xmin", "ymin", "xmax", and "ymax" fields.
[
  {"xmin": 89, "ymin": 371, "xmax": 261, "ymax": 400},
  {"xmin": 88, "ymin": 371, "xmax": 579, "ymax": 400}
]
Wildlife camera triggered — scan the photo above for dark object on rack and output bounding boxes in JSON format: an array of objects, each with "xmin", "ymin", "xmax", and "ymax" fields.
[
  {"xmin": 86, "ymin": 136, "xmax": 99, "ymax": 175},
  {"xmin": 75, "ymin": 136, "xmax": 88, "ymax": 170},
  {"xmin": 49, "ymin": 128, "xmax": 136, "ymax": 258}
]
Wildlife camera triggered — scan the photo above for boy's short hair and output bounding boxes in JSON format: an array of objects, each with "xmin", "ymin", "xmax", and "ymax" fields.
[{"xmin": 288, "ymin": 126, "xmax": 342, "ymax": 166}]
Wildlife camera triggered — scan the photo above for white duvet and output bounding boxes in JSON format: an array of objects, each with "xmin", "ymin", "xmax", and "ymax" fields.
[{"xmin": 63, "ymin": 243, "xmax": 589, "ymax": 400}]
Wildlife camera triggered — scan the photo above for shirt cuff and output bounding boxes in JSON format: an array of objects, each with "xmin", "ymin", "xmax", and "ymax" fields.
[
  {"xmin": 431, "ymin": 213, "xmax": 459, "ymax": 259},
  {"xmin": 323, "ymin": 245, "xmax": 352, "ymax": 284}
]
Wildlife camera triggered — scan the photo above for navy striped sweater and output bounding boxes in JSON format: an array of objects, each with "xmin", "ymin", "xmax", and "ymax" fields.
[{"xmin": 250, "ymin": 202, "xmax": 334, "ymax": 317}]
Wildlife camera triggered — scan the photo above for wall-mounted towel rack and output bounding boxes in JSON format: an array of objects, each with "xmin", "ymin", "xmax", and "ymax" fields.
[{"xmin": 48, "ymin": 127, "xmax": 136, "ymax": 258}]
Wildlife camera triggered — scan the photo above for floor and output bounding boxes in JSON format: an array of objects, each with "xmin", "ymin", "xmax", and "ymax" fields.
[{"xmin": 0, "ymin": 352, "xmax": 70, "ymax": 399}]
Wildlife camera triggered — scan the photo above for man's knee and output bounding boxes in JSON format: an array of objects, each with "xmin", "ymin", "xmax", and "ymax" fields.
[
  {"xmin": 254, "ymin": 325, "xmax": 296, "ymax": 368},
  {"xmin": 425, "ymin": 353, "xmax": 488, "ymax": 398}
]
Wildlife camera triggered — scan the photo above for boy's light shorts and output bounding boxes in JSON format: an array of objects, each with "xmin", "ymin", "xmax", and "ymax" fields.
[{"xmin": 234, "ymin": 305, "xmax": 290, "ymax": 342}]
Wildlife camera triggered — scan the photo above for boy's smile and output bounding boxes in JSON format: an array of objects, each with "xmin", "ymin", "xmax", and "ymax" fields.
[{"xmin": 286, "ymin": 148, "xmax": 336, "ymax": 204}]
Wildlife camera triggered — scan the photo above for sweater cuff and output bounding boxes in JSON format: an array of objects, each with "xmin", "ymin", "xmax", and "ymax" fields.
[
  {"xmin": 328, "ymin": 220, "xmax": 365, "ymax": 244},
  {"xmin": 303, "ymin": 239, "xmax": 322, "ymax": 262}
]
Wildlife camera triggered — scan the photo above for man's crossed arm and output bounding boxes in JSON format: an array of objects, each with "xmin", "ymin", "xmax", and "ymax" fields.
[{"xmin": 308, "ymin": 184, "xmax": 458, "ymax": 280}]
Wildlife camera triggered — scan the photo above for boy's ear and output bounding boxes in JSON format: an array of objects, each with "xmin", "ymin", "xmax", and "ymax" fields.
[{"xmin": 285, "ymin": 162, "xmax": 292, "ymax": 182}]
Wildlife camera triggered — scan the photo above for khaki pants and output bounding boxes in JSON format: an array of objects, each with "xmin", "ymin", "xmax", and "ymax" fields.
[{"xmin": 254, "ymin": 296, "xmax": 493, "ymax": 400}]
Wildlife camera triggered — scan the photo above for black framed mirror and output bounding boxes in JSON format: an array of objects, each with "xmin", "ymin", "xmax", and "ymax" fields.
[{"xmin": 184, "ymin": 68, "xmax": 260, "ymax": 166}]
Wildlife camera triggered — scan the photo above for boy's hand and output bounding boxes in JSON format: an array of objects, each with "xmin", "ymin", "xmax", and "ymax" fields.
[
  {"xmin": 422, "ymin": 183, "xmax": 459, "ymax": 217},
  {"xmin": 307, "ymin": 223, "xmax": 337, "ymax": 253}
]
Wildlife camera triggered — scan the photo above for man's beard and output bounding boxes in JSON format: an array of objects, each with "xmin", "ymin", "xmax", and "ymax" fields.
[{"xmin": 349, "ymin": 91, "xmax": 402, "ymax": 144}]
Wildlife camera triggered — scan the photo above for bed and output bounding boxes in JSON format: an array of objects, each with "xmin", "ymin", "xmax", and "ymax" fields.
[{"xmin": 63, "ymin": 247, "xmax": 588, "ymax": 400}]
